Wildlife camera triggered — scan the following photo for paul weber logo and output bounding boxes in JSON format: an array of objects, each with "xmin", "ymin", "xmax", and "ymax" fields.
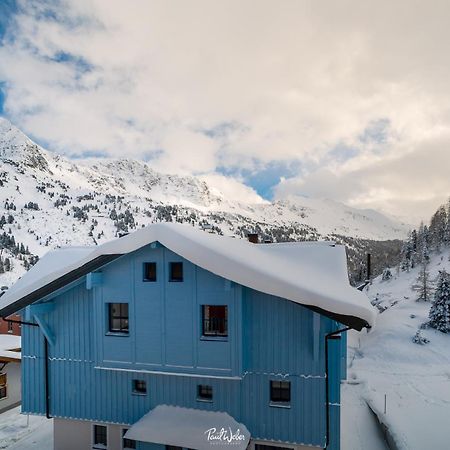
[{"xmin": 204, "ymin": 427, "xmax": 246, "ymax": 445}]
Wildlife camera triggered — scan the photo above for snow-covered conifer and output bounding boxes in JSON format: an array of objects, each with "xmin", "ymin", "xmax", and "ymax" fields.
[
  {"xmin": 412, "ymin": 263, "xmax": 434, "ymax": 302},
  {"xmin": 382, "ymin": 268, "xmax": 393, "ymax": 281},
  {"xmin": 412, "ymin": 329, "xmax": 430, "ymax": 345},
  {"xmin": 428, "ymin": 270, "xmax": 450, "ymax": 332}
]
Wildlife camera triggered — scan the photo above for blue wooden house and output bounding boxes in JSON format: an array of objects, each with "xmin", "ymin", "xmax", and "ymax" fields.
[{"xmin": 0, "ymin": 223, "xmax": 375, "ymax": 450}]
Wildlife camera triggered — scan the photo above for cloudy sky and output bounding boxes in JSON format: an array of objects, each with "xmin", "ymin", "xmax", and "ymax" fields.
[{"xmin": 0, "ymin": 0, "xmax": 449, "ymax": 224}]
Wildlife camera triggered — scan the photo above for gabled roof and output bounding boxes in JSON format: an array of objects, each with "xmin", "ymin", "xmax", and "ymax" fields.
[{"xmin": 0, "ymin": 223, "xmax": 376, "ymax": 330}]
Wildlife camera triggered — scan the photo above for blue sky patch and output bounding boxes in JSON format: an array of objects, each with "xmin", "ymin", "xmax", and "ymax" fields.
[
  {"xmin": 359, "ymin": 118, "xmax": 390, "ymax": 145},
  {"xmin": 217, "ymin": 159, "xmax": 303, "ymax": 199},
  {"xmin": 0, "ymin": 83, "xmax": 6, "ymax": 114},
  {"xmin": 0, "ymin": 0, "xmax": 17, "ymax": 42},
  {"xmin": 51, "ymin": 51, "xmax": 94, "ymax": 74}
]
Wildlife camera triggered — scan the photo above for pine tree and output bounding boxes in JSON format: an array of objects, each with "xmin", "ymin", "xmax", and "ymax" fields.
[
  {"xmin": 429, "ymin": 205, "xmax": 447, "ymax": 251},
  {"xmin": 445, "ymin": 197, "xmax": 450, "ymax": 247},
  {"xmin": 382, "ymin": 268, "xmax": 393, "ymax": 281},
  {"xmin": 400, "ymin": 233, "xmax": 413, "ymax": 271},
  {"xmin": 412, "ymin": 329, "xmax": 430, "ymax": 345},
  {"xmin": 429, "ymin": 270, "xmax": 450, "ymax": 332},
  {"xmin": 421, "ymin": 225, "xmax": 430, "ymax": 263},
  {"xmin": 412, "ymin": 263, "xmax": 434, "ymax": 302}
]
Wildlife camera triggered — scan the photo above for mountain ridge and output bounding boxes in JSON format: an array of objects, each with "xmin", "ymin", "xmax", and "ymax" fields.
[{"xmin": 0, "ymin": 117, "xmax": 407, "ymax": 285}]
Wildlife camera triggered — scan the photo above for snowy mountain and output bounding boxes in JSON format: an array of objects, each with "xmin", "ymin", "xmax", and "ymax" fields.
[{"xmin": 0, "ymin": 117, "xmax": 408, "ymax": 285}]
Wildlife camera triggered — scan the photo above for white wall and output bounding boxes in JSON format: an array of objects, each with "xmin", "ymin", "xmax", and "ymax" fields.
[{"xmin": 54, "ymin": 418, "xmax": 130, "ymax": 450}]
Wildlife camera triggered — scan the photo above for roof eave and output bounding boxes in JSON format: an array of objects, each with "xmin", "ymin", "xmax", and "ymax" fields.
[
  {"xmin": 305, "ymin": 304, "xmax": 370, "ymax": 331},
  {"xmin": 0, "ymin": 254, "xmax": 122, "ymax": 318}
]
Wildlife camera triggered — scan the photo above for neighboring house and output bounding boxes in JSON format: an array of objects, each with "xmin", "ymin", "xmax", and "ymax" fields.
[
  {"xmin": 0, "ymin": 333, "xmax": 21, "ymax": 413},
  {"xmin": 0, "ymin": 223, "xmax": 375, "ymax": 450},
  {"xmin": 0, "ymin": 314, "xmax": 22, "ymax": 335}
]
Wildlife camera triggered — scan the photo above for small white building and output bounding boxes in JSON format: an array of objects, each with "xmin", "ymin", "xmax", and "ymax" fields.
[{"xmin": 0, "ymin": 334, "xmax": 21, "ymax": 413}]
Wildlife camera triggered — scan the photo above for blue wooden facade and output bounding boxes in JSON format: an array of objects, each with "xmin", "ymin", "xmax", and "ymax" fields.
[{"xmin": 21, "ymin": 243, "xmax": 345, "ymax": 449}]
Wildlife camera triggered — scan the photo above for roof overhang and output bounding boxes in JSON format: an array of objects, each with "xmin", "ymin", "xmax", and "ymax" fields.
[
  {"xmin": 0, "ymin": 223, "xmax": 376, "ymax": 330},
  {"xmin": 0, "ymin": 254, "xmax": 121, "ymax": 318},
  {"xmin": 306, "ymin": 304, "xmax": 369, "ymax": 331},
  {"xmin": 125, "ymin": 405, "xmax": 250, "ymax": 450}
]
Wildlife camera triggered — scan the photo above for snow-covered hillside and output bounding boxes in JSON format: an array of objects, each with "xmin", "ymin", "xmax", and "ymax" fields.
[
  {"xmin": 347, "ymin": 250, "xmax": 450, "ymax": 449},
  {"xmin": 0, "ymin": 117, "xmax": 407, "ymax": 286}
]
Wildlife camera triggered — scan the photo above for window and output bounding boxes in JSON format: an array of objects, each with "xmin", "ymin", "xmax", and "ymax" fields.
[
  {"xmin": 93, "ymin": 424, "xmax": 107, "ymax": 449},
  {"xmin": 7, "ymin": 321, "xmax": 13, "ymax": 333},
  {"xmin": 143, "ymin": 262, "xmax": 157, "ymax": 282},
  {"xmin": 270, "ymin": 380, "xmax": 291, "ymax": 404},
  {"xmin": 0, "ymin": 373, "xmax": 6, "ymax": 400},
  {"xmin": 132, "ymin": 379, "xmax": 147, "ymax": 395},
  {"xmin": 108, "ymin": 303, "xmax": 129, "ymax": 334},
  {"xmin": 169, "ymin": 262, "xmax": 183, "ymax": 282},
  {"xmin": 202, "ymin": 305, "xmax": 228, "ymax": 337},
  {"xmin": 197, "ymin": 384, "xmax": 213, "ymax": 401},
  {"xmin": 122, "ymin": 429, "xmax": 136, "ymax": 450}
]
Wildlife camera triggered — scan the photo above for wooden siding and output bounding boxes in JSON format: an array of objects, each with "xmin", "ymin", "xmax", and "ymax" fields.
[{"xmin": 21, "ymin": 243, "xmax": 342, "ymax": 448}]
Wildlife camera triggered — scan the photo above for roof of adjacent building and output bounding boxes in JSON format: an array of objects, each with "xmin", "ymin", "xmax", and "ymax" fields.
[
  {"xmin": 0, "ymin": 334, "xmax": 21, "ymax": 362},
  {"xmin": 0, "ymin": 222, "xmax": 376, "ymax": 330}
]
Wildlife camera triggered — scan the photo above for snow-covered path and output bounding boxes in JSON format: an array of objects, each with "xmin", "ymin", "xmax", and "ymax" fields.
[
  {"xmin": 0, "ymin": 407, "xmax": 52, "ymax": 449},
  {"xmin": 341, "ymin": 382, "xmax": 389, "ymax": 450}
]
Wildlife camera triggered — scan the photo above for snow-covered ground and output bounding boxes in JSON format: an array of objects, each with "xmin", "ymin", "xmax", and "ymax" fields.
[
  {"xmin": 0, "ymin": 407, "xmax": 52, "ymax": 449},
  {"xmin": 341, "ymin": 382, "xmax": 389, "ymax": 450},
  {"xmin": 346, "ymin": 250, "xmax": 450, "ymax": 450},
  {"xmin": 2, "ymin": 249, "xmax": 450, "ymax": 450}
]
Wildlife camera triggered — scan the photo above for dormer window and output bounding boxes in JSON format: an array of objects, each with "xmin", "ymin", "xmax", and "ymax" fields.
[
  {"xmin": 143, "ymin": 262, "xmax": 157, "ymax": 282},
  {"xmin": 202, "ymin": 305, "xmax": 228, "ymax": 337},
  {"xmin": 169, "ymin": 262, "xmax": 183, "ymax": 282},
  {"xmin": 108, "ymin": 303, "xmax": 129, "ymax": 334}
]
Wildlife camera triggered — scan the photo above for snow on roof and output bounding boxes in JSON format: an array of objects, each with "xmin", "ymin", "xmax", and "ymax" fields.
[
  {"xmin": 0, "ymin": 334, "xmax": 21, "ymax": 361},
  {"xmin": 0, "ymin": 222, "xmax": 376, "ymax": 329},
  {"xmin": 124, "ymin": 405, "xmax": 250, "ymax": 450}
]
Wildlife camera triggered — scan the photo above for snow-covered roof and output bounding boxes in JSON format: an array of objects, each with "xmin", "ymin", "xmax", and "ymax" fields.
[
  {"xmin": 0, "ymin": 222, "xmax": 376, "ymax": 329},
  {"xmin": 124, "ymin": 405, "xmax": 250, "ymax": 450},
  {"xmin": 0, "ymin": 334, "xmax": 21, "ymax": 361}
]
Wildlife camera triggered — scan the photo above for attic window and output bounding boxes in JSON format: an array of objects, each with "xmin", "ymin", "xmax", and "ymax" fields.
[
  {"xmin": 169, "ymin": 262, "xmax": 183, "ymax": 282},
  {"xmin": 108, "ymin": 303, "xmax": 129, "ymax": 334},
  {"xmin": 143, "ymin": 262, "xmax": 157, "ymax": 282}
]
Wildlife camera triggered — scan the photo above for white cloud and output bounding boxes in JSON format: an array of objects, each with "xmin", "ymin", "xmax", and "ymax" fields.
[
  {"xmin": 200, "ymin": 173, "xmax": 267, "ymax": 205},
  {"xmin": 1, "ymin": 0, "xmax": 450, "ymax": 221}
]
